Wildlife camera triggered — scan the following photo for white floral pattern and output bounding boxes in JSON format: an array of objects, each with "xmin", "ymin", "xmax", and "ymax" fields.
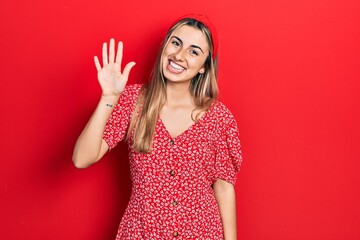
[{"xmin": 103, "ymin": 84, "xmax": 242, "ymax": 239}]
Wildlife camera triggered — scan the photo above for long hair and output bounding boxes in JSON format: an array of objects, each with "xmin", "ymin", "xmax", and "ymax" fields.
[{"xmin": 127, "ymin": 18, "xmax": 219, "ymax": 153}]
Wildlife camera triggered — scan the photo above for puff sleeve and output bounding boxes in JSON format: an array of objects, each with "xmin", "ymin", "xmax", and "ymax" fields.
[
  {"xmin": 213, "ymin": 106, "xmax": 243, "ymax": 185},
  {"xmin": 103, "ymin": 84, "xmax": 142, "ymax": 150}
]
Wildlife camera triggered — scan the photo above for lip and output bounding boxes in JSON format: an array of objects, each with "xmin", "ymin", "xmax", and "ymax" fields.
[
  {"xmin": 167, "ymin": 60, "xmax": 186, "ymax": 74},
  {"xmin": 169, "ymin": 59, "xmax": 186, "ymax": 69}
]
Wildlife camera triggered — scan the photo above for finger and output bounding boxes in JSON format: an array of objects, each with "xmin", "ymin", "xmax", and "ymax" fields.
[
  {"xmin": 102, "ymin": 42, "xmax": 108, "ymax": 66},
  {"xmin": 115, "ymin": 41, "xmax": 123, "ymax": 66},
  {"xmin": 94, "ymin": 56, "xmax": 101, "ymax": 71},
  {"xmin": 109, "ymin": 38, "xmax": 115, "ymax": 64},
  {"xmin": 122, "ymin": 61, "xmax": 136, "ymax": 79}
]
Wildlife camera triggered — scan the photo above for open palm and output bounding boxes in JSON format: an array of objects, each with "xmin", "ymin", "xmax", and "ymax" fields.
[{"xmin": 94, "ymin": 38, "xmax": 136, "ymax": 97}]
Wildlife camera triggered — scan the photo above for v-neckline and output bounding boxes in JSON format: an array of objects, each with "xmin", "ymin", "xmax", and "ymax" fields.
[
  {"xmin": 158, "ymin": 101, "xmax": 216, "ymax": 140},
  {"xmin": 158, "ymin": 117, "xmax": 197, "ymax": 140}
]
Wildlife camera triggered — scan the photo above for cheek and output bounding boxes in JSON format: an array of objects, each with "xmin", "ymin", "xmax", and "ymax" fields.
[
  {"xmin": 161, "ymin": 52, "xmax": 168, "ymax": 64},
  {"xmin": 162, "ymin": 48, "xmax": 173, "ymax": 63},
  {"xmin": 190, "ymin": 58, "xmax": 206, "ymax": 70},
  {"xmin": 163, "ymin": 45, "xmax": 174, "ymax": 57}
]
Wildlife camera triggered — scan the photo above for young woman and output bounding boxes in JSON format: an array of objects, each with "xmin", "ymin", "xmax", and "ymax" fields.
[{"xmin": 73, "ymin": 15, "xmax": 242, "ymax": 239}]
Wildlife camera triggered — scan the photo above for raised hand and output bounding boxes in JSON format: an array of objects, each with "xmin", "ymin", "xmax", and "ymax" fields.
[{"xmin": 94, "ymin": 38, "xmax": 136, "ymax": 97}]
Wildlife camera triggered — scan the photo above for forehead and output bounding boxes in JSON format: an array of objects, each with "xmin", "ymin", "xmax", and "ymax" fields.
[{"xmin": 171, "ymin": 25, "xmax": 209, "ymax": 50}]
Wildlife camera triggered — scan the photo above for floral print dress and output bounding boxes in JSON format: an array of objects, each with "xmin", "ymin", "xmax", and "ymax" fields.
[{"xmin": 103, "ymin": 84, "xmax": 242, "ymax": 239}]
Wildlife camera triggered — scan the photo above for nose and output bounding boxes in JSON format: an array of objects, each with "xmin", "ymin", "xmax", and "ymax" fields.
[{"xmin": 174, "ymin": 48, "xmax": 186, "ymax": 61}]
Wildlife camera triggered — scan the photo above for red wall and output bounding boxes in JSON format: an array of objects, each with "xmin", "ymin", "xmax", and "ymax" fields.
[{"xmin": 1, "ymin": 0, "xmax": 359, "ymax": 239}]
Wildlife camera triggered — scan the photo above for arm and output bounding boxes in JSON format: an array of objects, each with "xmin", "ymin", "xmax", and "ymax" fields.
[
  {"xmin": 72, "ymin": 95, "xmax": 118, "ymax": 168},
  {"xmin": 213, "ymin": 178, "xmax": 237, "ymax": 240},
  {"xmin": 72, "ymin": 39, "xmax": 135, "ymax": 168}
]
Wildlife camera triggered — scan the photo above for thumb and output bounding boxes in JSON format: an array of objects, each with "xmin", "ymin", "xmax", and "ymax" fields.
[{"xmin": 123, "ymin": 61, "xmax": 136, "ymax": 78}]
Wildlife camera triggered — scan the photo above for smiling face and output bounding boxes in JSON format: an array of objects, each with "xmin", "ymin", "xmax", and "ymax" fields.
[{"xmin": 161, "ymin": 25, "xmax": 210, "ymax": 84}]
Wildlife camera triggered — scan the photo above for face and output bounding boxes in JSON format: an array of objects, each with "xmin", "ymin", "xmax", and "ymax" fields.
[{"xmin": 161, "ymin": 25, "xmax": 209, "ymax": 84}]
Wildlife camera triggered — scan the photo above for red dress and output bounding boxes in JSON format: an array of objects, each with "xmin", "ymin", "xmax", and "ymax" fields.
[{"xmin": 103, "ymin": 84, "xmax": 242, "ymax": 239}]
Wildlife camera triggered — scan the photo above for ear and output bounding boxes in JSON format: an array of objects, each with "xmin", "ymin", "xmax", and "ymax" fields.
[{"xmin": 199, "ymin": 67, "xmax": 205, "ymax": 74}]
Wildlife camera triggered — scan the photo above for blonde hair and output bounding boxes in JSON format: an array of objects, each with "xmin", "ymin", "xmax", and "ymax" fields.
[{"xmin": 127, "ymin": 18, "xmax": 219, "ymax": 153}]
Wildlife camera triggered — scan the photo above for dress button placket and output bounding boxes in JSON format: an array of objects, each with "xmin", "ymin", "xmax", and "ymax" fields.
[{"xmin": 169, "ymin": 138, "xmax": 179, "ymax": 238}]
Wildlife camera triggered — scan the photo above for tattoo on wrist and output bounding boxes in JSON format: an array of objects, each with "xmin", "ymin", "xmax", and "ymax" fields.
[{"xmin": 105, "ymin": 103, "xmax": 113, "ymax": 108}]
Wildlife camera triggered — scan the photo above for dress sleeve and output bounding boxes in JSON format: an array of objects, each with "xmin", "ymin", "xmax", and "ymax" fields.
[
  {"xmin": 214, "ymin": 109, "xmax": 243, "ymax": 185},
  {"xmin": 103, "ymin": 84, "xmax": 141, "ymax": 150}
]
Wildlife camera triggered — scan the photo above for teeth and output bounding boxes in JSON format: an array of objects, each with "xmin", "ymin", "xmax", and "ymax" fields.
[{"xmin": 169, "ymin": 61, "xmax": 184, "ymax": 71}]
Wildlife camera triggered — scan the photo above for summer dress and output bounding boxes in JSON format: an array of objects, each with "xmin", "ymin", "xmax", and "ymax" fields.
[{"xmin": 103, "ymin": 84, "xmax": 242, "ymax": 239}]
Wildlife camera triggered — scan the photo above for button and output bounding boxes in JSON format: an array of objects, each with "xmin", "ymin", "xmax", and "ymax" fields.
[
  {"xmin": 169, "ymin": 139, "xmax": 174, "ymax": 145},
  {"xmin": 173, "ymin": 231, "xmax": 179, "ymax": 237},
  {"xmin": 169, "ymin": 170, "xmax": 175, "ymax": 176},
  {"xmin": 172, "ymin": 200, "xmax": 178, "ymax": 206}
]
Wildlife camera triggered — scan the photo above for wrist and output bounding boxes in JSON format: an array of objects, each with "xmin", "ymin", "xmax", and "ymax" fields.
[
  {"xmin": 101, "ymin": 93, "xmax": 120, "ymax": 100},
  {"xmin": 100, "ymin": 95, "xmax": 119, "ymax": 107}
]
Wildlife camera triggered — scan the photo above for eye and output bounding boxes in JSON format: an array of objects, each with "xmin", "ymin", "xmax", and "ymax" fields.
[
  {"xmin": 171, "ymin": 40, "xmax": 181, "ymax": 47},
  {"xmin": 190, "ymin": 49, "xmax": 199, "ymax": 56}
]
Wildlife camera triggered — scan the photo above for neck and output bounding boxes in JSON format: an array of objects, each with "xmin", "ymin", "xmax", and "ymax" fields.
[{"xmin": 165, "ymin": 81, "xmax": 193, "ymax": 106}]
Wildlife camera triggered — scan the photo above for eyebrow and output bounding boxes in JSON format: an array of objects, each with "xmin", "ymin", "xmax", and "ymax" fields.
[{"xmin": 172, "ymin": 36, "xmax": 204, "ymax": 54}]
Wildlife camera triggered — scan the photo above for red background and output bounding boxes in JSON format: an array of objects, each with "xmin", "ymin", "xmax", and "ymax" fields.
[{"xmin": 1, "ymin": 0, "xmax": 359, "ymax": 239}]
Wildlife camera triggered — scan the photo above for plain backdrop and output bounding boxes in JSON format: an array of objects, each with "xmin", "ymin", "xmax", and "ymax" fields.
[{"xmin": 0, "ymin": 0, "xmax": 359, "ymax": 239}]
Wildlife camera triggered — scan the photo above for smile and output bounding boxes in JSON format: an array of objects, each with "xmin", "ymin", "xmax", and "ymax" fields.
[{"xmin": 168, "ymin": 60, "xmax": 185, "ymax": 73}]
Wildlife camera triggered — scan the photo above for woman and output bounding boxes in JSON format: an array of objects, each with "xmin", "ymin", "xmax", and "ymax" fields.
[{"xmin": 73, "ymin": 15, "xmax": 242, "ymax": 239}]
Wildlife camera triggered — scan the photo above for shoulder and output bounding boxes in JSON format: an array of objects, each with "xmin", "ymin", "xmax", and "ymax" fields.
[
  {"xmin": 122, "ymin": 83, "xmax": 143, "ymax": 96},
  {"xmin": 119, "ymin": 83, "xmax": 143, "ymax": 100},
  {"xmin": 205, "ymin": 100, "xmax": 240, "ymax": 136},
  {"xmin": 114, "ymin": 83, "xmax": 144, "ymax": 109},
  {"xmin": 209, "ymin": 101, "xmax": 241, "ymax": 142},
  {"xmin": 210, "ymin": 100, "xmax": 236, "ymax": 124}
]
